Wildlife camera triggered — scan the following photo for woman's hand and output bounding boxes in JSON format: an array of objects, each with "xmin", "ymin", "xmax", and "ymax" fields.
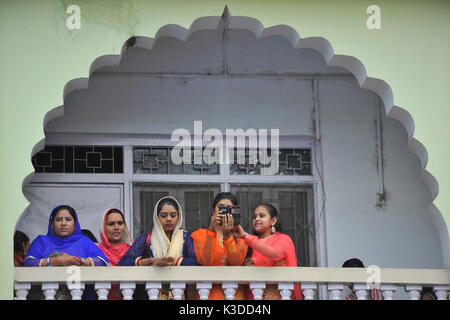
[
  {"xmin": 50, "ymin": 252, "xmax": 83, "ymax": 266},
  {"xmin": 221, "ymin": 214, "xmax": 235, "ymax": 240},
  {"xmin": 154, "ymin": 256, "xmax": 175, "ymax": 266},
  {"xmin": 232, "ymin": 225, "xmax": 247, "ymax": 239},
  {"xmin": 208, "ymin": 213, "xmax": 222, "ymax": 231},
  {"xmin": 243, "ymin": 258, "xmax": 255, "ymax": 266}
]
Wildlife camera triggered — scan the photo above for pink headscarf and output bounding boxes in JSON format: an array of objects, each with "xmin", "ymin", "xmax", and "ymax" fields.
[{"xmin": 97, "ymin": 208, "xmax": 133, "ymax": 266}]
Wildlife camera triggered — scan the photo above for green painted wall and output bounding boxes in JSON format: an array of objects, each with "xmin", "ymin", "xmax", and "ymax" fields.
[{"xmin": 1, "ymin": 0, "xmax": 448, "ymax": 299}]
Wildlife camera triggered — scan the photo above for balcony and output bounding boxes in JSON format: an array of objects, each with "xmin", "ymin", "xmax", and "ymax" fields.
[{"xmin": 14, "ymin": 266, "xmax": 450, "ymax": 300}]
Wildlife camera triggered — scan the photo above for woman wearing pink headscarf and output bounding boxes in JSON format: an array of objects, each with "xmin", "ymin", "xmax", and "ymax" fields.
[{"xmin": 98, "ymin": 208, "xmax": 133, "ymax": 299}]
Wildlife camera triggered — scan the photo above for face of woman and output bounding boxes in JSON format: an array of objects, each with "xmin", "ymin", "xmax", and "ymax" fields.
[
  {"xmin": 158, "ymin": 204, "xmax": 179, "ymax": 235},
  {"xmin": 105, "ymin": 212, "xmax": 125, "ymax": 245},
  {"xmin": 213, "ymin": 199, "xmax": 234, "ymax": 216},
  {"xmin": 52, "ymin": 209, "xmax": 76, "ymax": 238},
  {"xmin": 253, "ymin": 205, "xmax": 277, "ymax": 236}
]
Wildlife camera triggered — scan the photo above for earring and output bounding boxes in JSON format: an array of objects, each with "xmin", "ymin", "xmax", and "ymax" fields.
[{"xmin": 271, "ymin": 225, "xmax": 276, "ymax": 234}]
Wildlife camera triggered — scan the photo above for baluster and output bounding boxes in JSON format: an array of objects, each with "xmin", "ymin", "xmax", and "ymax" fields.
[
  {"xmin": 196, "ymin": 282, "xmax": 212, "ymax": 300},
  {"xmin": 68, "ymin": 282, "xmax": 85, "ymax": 300},
  {"xmin": 95, "ymin": 282, "xmax": 111, "ymax": 300},
  {"xmin": 433, "ymin": 285, "xmax": 449, "ymax": 300},
  {"xmin": 42, "ymin": 282, "xmax": 59, "ymax": 300},
  {"xmin": 170, "ymin": 282, "xmax": 186, "ymax": 300},
  {"xmin": 14, "ymin": 283, "xmax": 31, "ymax": 300},
  {"xmin": 120, "ymin": 282, "xmax": 136, "ymax": 300},
  {"xmin": 250, "ymin": 282, "xmax": 266, "ymax": 300},
  {"xmin": 277, "ymin": 282, "xmax": 295, "ymax": 300},
  {"xmin": 405, "ymin": 285, "xmax": 421, "ymax": 300},
  {"xmin": 222, "ymin": 282, "xmax": 238, "ymax": 300},
  {"xmin": 300, "ymin": 282, "xmax": 316, "ymax": 300},
  {"xmin": 327, "ymin": 283, "xmax": 344, "ymax": 300},
  {"xmin": 380, "ymin": 284, "xmax": 397, "ymax": 300},
  {"xmin": 353, "ymin": 283, "xmax": 369, "ymax": 300},
  {"xmin": 146, "ymin": 282, "xmax": 162, "ymax": 300}
]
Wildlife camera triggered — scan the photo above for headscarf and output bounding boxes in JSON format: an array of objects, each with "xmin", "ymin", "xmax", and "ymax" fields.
[
  {"xmin": 25, "ymin": 205, "xmax": 109, "ymax": 264},
  {"xmin": 150, "ymin": 196, "xmax": 184, "ymax": 260},
  {"xmin": 98, "ymin": 208, "xmax": 133, "ymax": 266}
]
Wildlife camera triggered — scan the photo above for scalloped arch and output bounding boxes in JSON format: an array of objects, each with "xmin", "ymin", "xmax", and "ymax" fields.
[{"xmin": 30, "ymin": 12, "xmax": 449, "ymax": 267}]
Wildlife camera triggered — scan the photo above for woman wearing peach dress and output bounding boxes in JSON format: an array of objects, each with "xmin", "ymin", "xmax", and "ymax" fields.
[{"xmin": 234, "ymin": 203, "xmax": 302, "ymax": 300}]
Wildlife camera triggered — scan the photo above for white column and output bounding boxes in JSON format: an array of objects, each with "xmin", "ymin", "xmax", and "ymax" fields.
[
  {"xmin": 196, "ymin": 282, "xmax": 212, "ymax": 300},
  {"xmin": 327, "ymin": 283, "xmax": 344, "ymax": 300},
  {"xmin": 170, "ymin": 282, "xmax": 186, "ymax": 300},
  {"xmin": 120, "ymin": 282, "xmax": 136, "ymax": 300},
  {"xmin": 278, "ymin": 282, "xmax": 295, "ymax": 300},
  {"xmin": 68, "ymin": 282, "xmax": 85, "ymax": 300},
  {"xmin": 405, "ymin": 285, "xmax": 422, "ymax": 300},
  {"xmin": 95, "ymin": 282, "xmax": 111, "ymax": 300},
  {"xmin": 222, "ymin": 282, "xmax": 238, "ymax": 300},
  {"xmin": 249, "ymin": 282, "xmax": 266, "ymax": 300},
  {"xmin": 353, "ymin": 283, "xmax": 369, "ymax": 300},
  {"xmin": 433, "ymin": 285, "xmax": 449, "ymax": 300},
  {"xmin": 14, "ymin": 283, "xmax": 31, "ymax": 300},
  {"xmin": 146, "ymin": 282, "xmax": 162, "ymax": 300},
  {"xmin": 42, "ymin": 282, "xmax": 59, "ymax": 300},
  {"xmin": 300, "ymin": 282, "xmax": 316, "ymax": 300},
  {"xmin": 380, "ymin": 284, "xmax": 397, "ymax": 300}
]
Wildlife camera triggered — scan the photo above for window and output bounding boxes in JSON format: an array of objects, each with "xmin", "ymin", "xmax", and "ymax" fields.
[{"xmin": 32, "ymin": 145, "xmax": 123, "ymax": 173}]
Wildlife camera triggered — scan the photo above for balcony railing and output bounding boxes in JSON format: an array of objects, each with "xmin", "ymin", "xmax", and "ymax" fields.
[{"xmin": 14, "ymin": 266, "xmax": 450, "ymax": 300}]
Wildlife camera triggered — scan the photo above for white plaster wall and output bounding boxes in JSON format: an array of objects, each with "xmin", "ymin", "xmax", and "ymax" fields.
[
  {"xmin": 319, "ymin": 78, "xmax": 443, "ymax": 268},
  {"xmin": 24, "ymin": 28, "xmax": 445, "ymax": 269}
]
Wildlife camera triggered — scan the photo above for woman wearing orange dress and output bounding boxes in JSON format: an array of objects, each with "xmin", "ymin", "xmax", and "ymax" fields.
[
  {"xmin": 191, "ymin": 192, "xmax": 248, "ymax": 300},
  {"xmin": 234, "ymin": 203, "xmax": 302, "ymax": 300}
]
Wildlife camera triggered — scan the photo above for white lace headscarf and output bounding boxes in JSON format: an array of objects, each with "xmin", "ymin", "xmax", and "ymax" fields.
[{"xmin": 150, "ymin": 196, "xmax": 184, "ymax": 259}]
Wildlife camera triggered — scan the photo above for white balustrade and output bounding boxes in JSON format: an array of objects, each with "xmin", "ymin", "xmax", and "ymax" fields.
[
  {"xmin": 14, "ymin": 283, "xmax": 31, "ymax": 300},
  {"xmin": 42, "ymin": 282, "xmax": 59, "ymax": 300},
  {"xmin": 68, "ymin": 281, "xmax": 85, "ymax": 300},
  {"xmin": 327, "ymin": 283, "xmax": 344, "ymax": 300},
  {"xmin": 353, "ymin": 283, "xmax": 370, "ymax": 300},
  {"xmin": 249, "ymin": 282, "xmax": 266, "ymax": 300},
  {"xmin": 222, "ymin": 282, "xmax": 238, "ymax": 300},
  {"xmin": 405, "ymin": 285, "xmax": 422, "ymax": 300},
  {"xmin": 146, "ymin": 281, "xmax": 162, "ymax": 300},
  {"xmin": 170, "ymin": 282, "xmax": 186, "ymax": 300},
  {"xmin": 278, "ymin": 282, "xmax": 295, "ymax": 300},
  {"xmin": 433, "ymin": 285, "xmax": 449, "ymax": 300},
  {"xmin": 120, "ymin": 282, "xmax": 136, "ymax": 300},
  {"xmin": 196, "ymin": 282, "xmax": 212, "ymax": 300},
  {"xmin": 380, "ymin": 284, "xmax": 397, "ymax": 300},
  {"xmin": 301, "ymin": 282, "xmax": 317, "ymax": 300},
  {"xmin": 13, "ymin": 266, "xmax": 450, "ymax": 301},
  {"xmin": 95, "ymin": 282, "xmax": 111, "ymax": 300}
]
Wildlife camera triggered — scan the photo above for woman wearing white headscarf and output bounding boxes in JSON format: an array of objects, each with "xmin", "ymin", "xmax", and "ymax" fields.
[{"xmin": 118, "ymin": 196, "xmax": 198, "ymax": 267}]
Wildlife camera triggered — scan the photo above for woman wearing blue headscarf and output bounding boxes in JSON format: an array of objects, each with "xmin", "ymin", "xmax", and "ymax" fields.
[{"xmin": 24, "ymin": 205, "xmax": 109, "ymax": 267}]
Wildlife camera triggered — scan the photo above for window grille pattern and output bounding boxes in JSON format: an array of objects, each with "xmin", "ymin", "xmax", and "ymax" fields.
[
  {"xmin": 133, "ymin": 147, "xmax": 219, "ymax": 175},
  {"xmin": 32, "ymin": 145, "xmax": 123, "ymax": 173},
  {"xmin": 230, "ymin": 148, "xmax": 312, "ymax": 176}
]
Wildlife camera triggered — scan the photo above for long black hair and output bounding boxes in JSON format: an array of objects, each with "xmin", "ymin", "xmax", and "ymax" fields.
[
  {"xmin": 14, "ymin": 230, "xmax": 29, "ymax": 257},
  {"xmin": 51, "ymin": 205, "xmax": 77, "ymax": 222},
  {"xmin": 157, "ymin": 197, "xmax": 179, "ymax": 215},
  {"xmin": 211, "ymin": 192, "xmax": 238, "ymax": 212}
]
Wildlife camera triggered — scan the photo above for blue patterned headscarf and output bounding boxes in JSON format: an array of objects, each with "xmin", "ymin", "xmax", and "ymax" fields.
[{"xmin": 25, "ymin": 205, "xmax": 109, "ymax": 263}]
